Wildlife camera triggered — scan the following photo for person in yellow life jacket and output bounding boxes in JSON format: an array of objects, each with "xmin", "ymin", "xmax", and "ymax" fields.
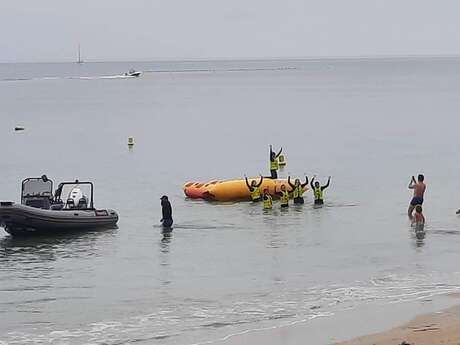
[
  {"xmin": 310, "ymin": 175, "xmax": 331, "ymax": 205},
  {"xmin": 262, "ymin": 188, "xmax": 273, "ymax": 210},
  {"xmin": 269, "ymin": 145, "xmax": 283, "ymax": 179},
  {"xmin": 275, "ymin": 184, "xmax": 290, "ymax": 208},
  {"xmin": 245, "ymin": 175, "xmax": 264, "ymax": 202},
  {"xmin": 288, "ymin": 176, "xmax": 309, "ymax": 204}
]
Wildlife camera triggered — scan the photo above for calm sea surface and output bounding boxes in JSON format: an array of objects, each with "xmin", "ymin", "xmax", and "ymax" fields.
[{"xmin": 1, "ymin": 58, "xmax": 460, "ymax": 344}]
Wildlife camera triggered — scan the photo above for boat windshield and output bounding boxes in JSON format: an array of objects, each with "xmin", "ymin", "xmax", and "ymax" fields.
[{"xmin": 22, "ymin": 178, "xmax": 53, "ymax": 199}]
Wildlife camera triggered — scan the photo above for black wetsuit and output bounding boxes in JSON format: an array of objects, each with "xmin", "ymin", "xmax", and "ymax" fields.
[
  {"xmin": 288, "ymin": 176, "xmax": 309, "ymax": 204},
  {"xmin": 161, "ymin": 199, "xmax": 173, "ymax": 227},
  {"xmin": 311, "ymin": 178, "xmax": 330, "ymax": 205}
]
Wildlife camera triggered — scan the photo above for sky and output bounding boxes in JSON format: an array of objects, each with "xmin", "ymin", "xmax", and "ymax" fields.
[{"xmin": 1, "ymin": 0, "xmax": 460, "ymax": 62}]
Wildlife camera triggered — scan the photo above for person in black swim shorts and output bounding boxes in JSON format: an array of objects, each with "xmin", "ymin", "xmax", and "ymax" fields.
[{"xmin": 408, "ymin": 174, "xmax": 426, "ymax": 219}]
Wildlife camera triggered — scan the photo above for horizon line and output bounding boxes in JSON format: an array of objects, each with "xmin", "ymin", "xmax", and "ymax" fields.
[{"xmin": 2, "ymin": 53, "xmax": 460, "ymax": 64}]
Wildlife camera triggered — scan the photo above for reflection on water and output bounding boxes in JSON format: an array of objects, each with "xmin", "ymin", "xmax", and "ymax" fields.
[
  {"xmin": 0, "ymin": 229, "xmax": 116, "ymax": 274},
  {"xmin": 160, "ymin": 230, "xmax": 173, "ymax": 248}
]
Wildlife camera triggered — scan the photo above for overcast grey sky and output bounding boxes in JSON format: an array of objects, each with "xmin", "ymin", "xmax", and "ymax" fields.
[{"xmin": 2, "ymin": 0, "xmax": 460, "ymax": 62}]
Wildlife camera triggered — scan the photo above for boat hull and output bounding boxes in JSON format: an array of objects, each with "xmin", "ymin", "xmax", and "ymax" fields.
[{"xmin": 0, "ymin": 202, "xmax": 119, "ymax": 236}]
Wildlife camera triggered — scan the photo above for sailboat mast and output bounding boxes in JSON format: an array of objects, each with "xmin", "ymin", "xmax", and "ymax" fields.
[{"xmin": 77, "ymin": 44, "xmax": 82, "ymax": 64}]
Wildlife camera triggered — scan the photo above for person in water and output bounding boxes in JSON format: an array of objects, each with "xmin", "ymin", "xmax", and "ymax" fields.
[
  {"xmin": 262, "ymin": 188, "xmax": 273, "ymax": 210},
  {"xmin": 160, "ymin": 195, "xmax": 173, "ymax": 228},
  {"xmin": 310, "ymin": 175, "xmax": 331, "ymax": 205},
  {"xmin": 408, "ymin": 174, "xmax": 426, "ymax": 218},
  {"xmin": 412, "ymin": 205, "xmax": 425, "ymax": 226},
  {"xmin": 245, "ymin": 175, "xmax": 264, "ymax": 202},
  {"xmin": 269, "ymin": 145, "xmax": 283, "ymax": 179},
  {"xmin": 275, "ymin": 184, "xmax": 290, "ymax": 208},
  {"xmin": 288, "ymin": 176, "xmax": 309, "ymax": 204}
]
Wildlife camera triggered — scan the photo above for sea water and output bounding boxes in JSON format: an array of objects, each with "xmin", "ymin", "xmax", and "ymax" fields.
[{"xmin": 1, "ymin": 58, "xmax": 460, "ymax": 344}]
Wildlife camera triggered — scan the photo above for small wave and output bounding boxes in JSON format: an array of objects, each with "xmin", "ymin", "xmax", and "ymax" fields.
[{"xmin": 4, "ymin": 273, "xmax": 460, "ymax": 345}]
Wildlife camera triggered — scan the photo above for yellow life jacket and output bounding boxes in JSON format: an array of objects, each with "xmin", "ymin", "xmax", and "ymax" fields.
[
  {"xmin": 250, "ymin": 187, "xmax": 261, "ymax": 201},
  {"xmin": 278, "ymin": 154, "xmax": 286, "ymax": 167},
  {"xmin": 280, "ymin": 190, "xmax": 289, "ymax": 206},
  {"xmin": 270, "ymin": 159, "xmax": 279, "ymax": 171},
  {"xmin": 263, "ymin": 194, "xmax": 273, "ymax": 209},
  {"xmin": 314, "ymin": 187, "xmax": 323, "ymax": 200},
  {"xmin": 293, "ymin": 185, "xmax": 304, "ymax": 199}
]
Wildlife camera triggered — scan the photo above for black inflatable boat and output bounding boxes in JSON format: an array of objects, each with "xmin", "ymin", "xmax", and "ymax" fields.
[{"xmin": 0, "ymin": 176, "xmax": 119, "ymax": 236}]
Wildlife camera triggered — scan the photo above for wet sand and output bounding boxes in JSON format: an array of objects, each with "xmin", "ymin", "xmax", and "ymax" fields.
[{"xmin": 336, "ymin": 305, "xmax": 460, "ymax": 345}]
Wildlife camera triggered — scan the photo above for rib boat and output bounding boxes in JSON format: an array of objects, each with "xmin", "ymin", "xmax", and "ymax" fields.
[{"xmin": 0, "ymin": 176, "xmax": 119, "ymax": 236}]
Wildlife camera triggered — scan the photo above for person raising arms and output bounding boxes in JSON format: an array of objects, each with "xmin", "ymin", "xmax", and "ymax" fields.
[
  {"xmin": 288, "ymin": 176, "xmax": 309, "ymax": 204},
  {"xmin": 245, "ymin": 175, "xmax": 264, "ymax": 202},
  {"xmin": 269, "ymin": 145, "xmax": 283, "ymax": 179},
  {"xmin": 310, "ymin": 175, "xmax": 331, "ymax": 206}
]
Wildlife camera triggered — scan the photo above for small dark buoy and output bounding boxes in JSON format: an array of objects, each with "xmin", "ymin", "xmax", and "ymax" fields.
[
  {"xmin": 14, "ymin": 126, "xmax": 25, "ymax": 131},
  {"xmin": 128, "ymin": 137, "xmax": 135, "ymax": 147}
]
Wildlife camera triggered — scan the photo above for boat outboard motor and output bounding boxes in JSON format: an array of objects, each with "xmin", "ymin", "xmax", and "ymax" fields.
[{"xmin": 67, "ymin": 187, "xmax": 83, "ymax": 206}]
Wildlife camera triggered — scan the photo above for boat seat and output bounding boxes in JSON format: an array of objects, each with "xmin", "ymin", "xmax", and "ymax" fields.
[
  {"xmin": 66, "ymin": 198, "xmax": 75, "ymax": 209},
  {"xmin": 77, "ymin": 198, "xmax": 88, "ymax": 209}
]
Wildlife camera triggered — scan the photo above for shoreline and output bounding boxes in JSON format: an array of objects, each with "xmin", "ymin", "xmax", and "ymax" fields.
[
  {"xmin": 336, "ymin": 303, "xmax": 460, "ymax": 345},
  {"xmin": 218, "ymin": 294, "xmax": 460, "ymax": 345}
]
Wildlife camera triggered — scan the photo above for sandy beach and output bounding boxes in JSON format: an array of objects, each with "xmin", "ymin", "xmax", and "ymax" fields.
[{"xmin": 337, "ymin": 305, "xmax": 460, "ymax": 345}]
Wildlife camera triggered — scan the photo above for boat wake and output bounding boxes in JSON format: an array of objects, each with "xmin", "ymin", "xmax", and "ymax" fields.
[
  {"xmin": 1, "ymin": 75, "xmax": 141, "ymax": 82},
  {"xmin": 0, "ymin": 66, "xmax": 297, "ymax": 82}
]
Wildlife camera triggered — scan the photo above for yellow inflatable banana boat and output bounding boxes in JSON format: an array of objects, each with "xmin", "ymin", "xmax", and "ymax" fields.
[
  {"xmin": 184, "ymin": 178, "xmax": 308, "ymax": 202},
  {"xmin": 204, "ymin": 179, "xmax": 289, "ymax": 201}
]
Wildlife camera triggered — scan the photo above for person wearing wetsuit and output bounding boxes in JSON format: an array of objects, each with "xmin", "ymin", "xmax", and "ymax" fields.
[
  {"xmin": 288, "ymin": 176, "xmax": 309, "ymax": 204},
  {"xmin": 269, "ymin": 145, "xmax": 283, "ymax": 179},
  {"xmin": 160, "ymin": 195, "xmax": 173, "ymax": 228},
  {"xmin": 245, "ymin": 175, "xmax": 264, "ymax": 202},
  {"xmin": 275, "ymin": 184, "xmax": 290, "ymax": 208},
  {"xmin": 262, "ymin": 188, "xmax": 273, "ymax": 210},
  {"xmin": 310, "ymin": 176, "xmax": 331, "ymax": 205}
]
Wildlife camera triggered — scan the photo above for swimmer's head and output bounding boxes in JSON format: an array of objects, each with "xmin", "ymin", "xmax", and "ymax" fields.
[
  {"xmin": 295, "ymin": 179, "xmax": 300, "ymax": 186},
  {"xmin": 270, "ymin": 151, "xmax": 276, "ymax": 159},
  {"xmin": 281, "ymin": 184, "xmax": 286, "ymax": 191},
  {"xmin": 418, "ymin": 174, "xmax": 424, "ymax": 182},
  {"xmin": 251, "ymin": 180, "xmax": 257, "ymax": 187},
  {"xmin": 314, "ymin": 181, "xmax": 320, "ymax": 188},
  {"xmin": 263, "ymin": 188, "xmax": 269, "ymax": 194},
  {"xmin": 415, "ymin": 205, "xmax": 423, "ymax": 213}
]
